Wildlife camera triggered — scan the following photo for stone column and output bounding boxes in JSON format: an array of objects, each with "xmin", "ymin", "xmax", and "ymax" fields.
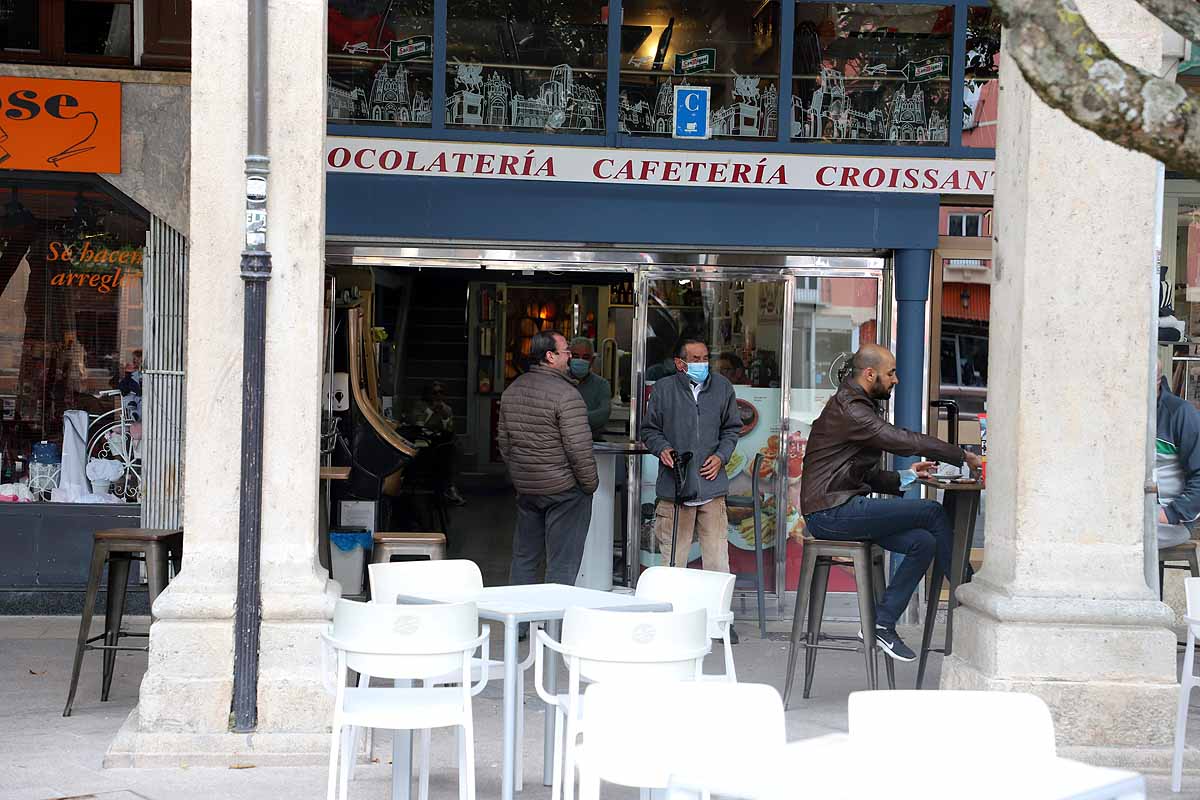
[
  {"xmin": 940, "ymin": 0, "xmax": 1178, "ymax": 766},
  {"xmin": 107, "ymin": 0, "xmax": 334, "ymax": 765}
]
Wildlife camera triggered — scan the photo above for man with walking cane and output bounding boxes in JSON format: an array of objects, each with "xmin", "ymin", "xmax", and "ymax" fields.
[{"xmin": 641, "ymin": 339, "xmax": 742, "ymax": 636}]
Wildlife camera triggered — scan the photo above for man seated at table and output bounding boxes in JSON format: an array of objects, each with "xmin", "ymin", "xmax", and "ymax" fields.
[
  {"xmin": 1156, "ymin": 365, "xmax": 1200, "ymax": 548},
  {"xmin": 801, "ymin": 343, "xmax": 982, "ymax": 662}
]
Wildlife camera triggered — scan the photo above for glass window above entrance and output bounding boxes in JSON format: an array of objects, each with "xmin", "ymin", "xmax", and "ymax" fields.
[
  {"xmin": 618, "ymin": 0, "xmax": 781, "ymax": 140},
  {"xmin": 445, "ymin": 0, "xmax": 608, "ymax": 134},
  {"xmin": 328, "ymin": 0, "xmax": 435, "ymax": 127},
  {"xmin": 324, "ymin": 0, "xmax": 995, "ymax": 156},
  {"xmin": 791, "ymin": 3, "xmax": 954, "ymax": 146}
]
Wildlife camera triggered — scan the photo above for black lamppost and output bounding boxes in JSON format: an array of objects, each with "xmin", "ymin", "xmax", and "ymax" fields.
[{"xmin": 231, "ymin": 0, "xmax": 271, "ymax": 733}]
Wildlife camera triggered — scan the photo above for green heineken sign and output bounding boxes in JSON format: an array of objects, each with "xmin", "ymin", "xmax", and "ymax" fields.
[
  {"xmin": 901, "ymin": 56, "xmax": 948, "ymax": 82},
  {"xmin": 673, "ymin": 48, "xmax": 716, "ymax": 76},
  {"xmin": 386, "ymin": 35, "xmax": 433, "ymax": 62}
]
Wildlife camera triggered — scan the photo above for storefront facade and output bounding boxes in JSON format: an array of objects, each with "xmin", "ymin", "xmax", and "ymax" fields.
[
  {"xmin": 322, "ymin": 0, "xmax": 998, "ymax": 616},
  {"xmin": 0, "ymin": 3, "xmax": 191, "ymax": 612}
]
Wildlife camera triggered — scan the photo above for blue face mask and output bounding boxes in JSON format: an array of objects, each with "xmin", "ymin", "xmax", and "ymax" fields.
[
  {"xmin": 568, "ymin": 358, "xmax": 591, "ymax": 378},
  {"xmin": 686, "ymin": 362, "xmax": 710, "ymax": 383}
]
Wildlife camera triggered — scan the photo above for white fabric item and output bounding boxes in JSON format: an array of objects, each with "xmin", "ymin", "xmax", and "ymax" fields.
[{"xmin": 59, "ymin": 410, "xmax": 90, "ymax": 498}]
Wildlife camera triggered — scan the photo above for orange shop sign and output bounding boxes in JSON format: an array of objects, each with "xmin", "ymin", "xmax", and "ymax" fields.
[{"xmin": 0, "ymin": 77, "xmax": 121, "ymax": 174}]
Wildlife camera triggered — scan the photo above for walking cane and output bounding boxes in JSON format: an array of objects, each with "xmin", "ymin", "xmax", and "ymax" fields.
[{"xmin": 668, "ymin": 451, "xmax": 695, "ymax": 567}]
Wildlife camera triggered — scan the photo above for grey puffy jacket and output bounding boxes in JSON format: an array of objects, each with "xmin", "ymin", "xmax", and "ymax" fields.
[
  {"xmin": 498, "ymin": 364, "xmax": 599, "ymax": 496},
  {"xmin": 640, "ymin": 370, "xmax": 741, "ymax": 503}
]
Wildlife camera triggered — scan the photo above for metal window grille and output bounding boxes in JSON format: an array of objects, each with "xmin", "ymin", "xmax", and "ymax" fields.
[{"xmin": 140, "ymin": 214, "xmax": 187, "ymax": 529}]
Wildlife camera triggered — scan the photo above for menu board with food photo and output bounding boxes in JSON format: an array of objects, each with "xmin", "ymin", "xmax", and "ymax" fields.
[{"xmin": 724, "ymin": 387, "xmax": 809, "ymax": 553}]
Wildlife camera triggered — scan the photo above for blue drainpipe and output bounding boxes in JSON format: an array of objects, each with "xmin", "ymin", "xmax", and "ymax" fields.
[{"xmin": 890, "ymin": 248, "xmax": 933, "ymax": 581}]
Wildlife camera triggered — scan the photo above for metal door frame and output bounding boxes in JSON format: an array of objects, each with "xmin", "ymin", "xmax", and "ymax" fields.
[
  {"xmin": 632, "ymin": 261, "xmax": 888, "ymax": 618},
  {"xmin": 325, "ymin": 243, "xmax": 891, "ymax": 616}
]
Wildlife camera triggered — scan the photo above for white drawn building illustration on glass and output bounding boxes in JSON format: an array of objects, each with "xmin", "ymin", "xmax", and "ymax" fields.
[
  {"xmin": 619, "ymin": 74, "xmax": 778, "ymax": 138},
  {"xmin": 328, "ymin": 78, "xmax": 367, "ymax": 120},
  {"xmin": 711, "ymin": 75, "xmax": 777, "ymax": 138},
  {"xmin": 330, "ymin": 41, "xmax": 431, "ymax": 124},
  {"xmin": 791, "ymin": 60, "xmax": 948, "ymax": 143},
  {"xmin": 446, "ymin": 62, "xmax": 603, "ymax": 131}
]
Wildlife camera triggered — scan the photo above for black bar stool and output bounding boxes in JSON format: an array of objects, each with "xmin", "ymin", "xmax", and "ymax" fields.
[
  {"xmin": 1160, "ymin": 541, "xmax": 1200, "ymax": 599},
  {"xmin": 63, "ymin": 527, "xmax": 183, "ymax": 717},
  {"xmin": 782, "ymin": 533, "xmax": 895, "ymax": 707},
  {"xmin": 725, "ymin": 453, "xmax": 768, "ymax": 638}
]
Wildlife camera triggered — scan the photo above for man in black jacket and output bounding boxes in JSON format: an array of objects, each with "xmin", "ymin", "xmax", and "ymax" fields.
[{"xmin": 801, "ymin": 344, "xmax": 982, "ymax": 661}]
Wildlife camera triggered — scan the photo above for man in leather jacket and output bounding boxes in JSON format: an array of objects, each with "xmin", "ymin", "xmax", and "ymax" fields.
[{"xmin": 801, "ymin": 344, "xmax": 982, "ymax": 661}]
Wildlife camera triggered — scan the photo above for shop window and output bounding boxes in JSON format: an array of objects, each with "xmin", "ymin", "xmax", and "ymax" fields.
[
  {"xmin": 940, "ymin": 329, "xmax": 988, "ymax": 413},
  {"xmin": 791, "ymin": 3, "xmax": 953, "ymax": 146},
  {"xmin": 445, "ymin": 0, "xmax": 608, "ymax": 134},
  {"xmin": 962, "ymin": 5, "xmax": 1000, "ymax": 149},
  {"xmin": 947, "ymin": 212, "xmax": 982, "ymax": 237},
  {"xmin": 618, "ymin": 0, "xmax": 780, "ymax": 140},
  {"xmin": 0, "ymin": 179, "xmax": 147, "ymax": 502},
  {"xmin": 328, "ymin": 0, "xmax": 434, "ymax": 128}
]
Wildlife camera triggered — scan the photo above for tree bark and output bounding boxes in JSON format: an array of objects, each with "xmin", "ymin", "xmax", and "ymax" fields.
[{"xmin": 994, "ymin": 0, "xmax": 1200, "ymax": 175}]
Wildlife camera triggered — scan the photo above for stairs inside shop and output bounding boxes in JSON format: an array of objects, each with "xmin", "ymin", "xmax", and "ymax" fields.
[{"xmin": 401, "ymin": 273, "xmax": 469, "ymax": 440}]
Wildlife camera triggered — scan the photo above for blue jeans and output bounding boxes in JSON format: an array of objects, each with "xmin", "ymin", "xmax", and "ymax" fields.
[{"xmin": 804, "ymin": 496, "xmax": 953, "ymax": 629}]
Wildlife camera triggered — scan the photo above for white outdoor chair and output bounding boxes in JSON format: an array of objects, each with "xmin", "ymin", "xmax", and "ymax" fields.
[
  {"xmin": 367, "ymin": 559, "xmax": 536, "ymax": 789},
  {"xmin": 1173, "ymin": 576, "xmax": 1200, "ymax": 792},
  {"xmin": 322, "ymin": 598, "xmax": 489, "ymax": 800},
  {"xmin": 636, "ymin": 566, "xmax": 737, "ymax": 681},
  {"xmin": 576, "ymin": 680, "xmax": 785, "ymax": 800},
  {"xmin": 848, "ymin": 689, "xmax": 1055, "ymax": 761},
  {"xmin": 534, "ymin": 606, "xmax": 709, "ymax": 800}
]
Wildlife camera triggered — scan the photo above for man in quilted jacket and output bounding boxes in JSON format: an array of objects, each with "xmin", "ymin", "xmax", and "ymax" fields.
[{"xmin": 499, "ymin": 330, "xmax": 599, "ymax": 586}]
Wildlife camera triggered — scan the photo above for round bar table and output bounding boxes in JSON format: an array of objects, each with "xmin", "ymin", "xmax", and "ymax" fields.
[{"xmin": 915, "ymin": 476, "xmax": 984, "ymax": 689}]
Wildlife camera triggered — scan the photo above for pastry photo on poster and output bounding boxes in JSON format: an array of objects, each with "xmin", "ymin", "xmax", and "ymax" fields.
[{"xmin": 724, "ymin": 387, "xmax": 808, "ymax": 551}]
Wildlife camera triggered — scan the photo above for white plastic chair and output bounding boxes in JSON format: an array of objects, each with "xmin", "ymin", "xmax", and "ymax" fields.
[
  {"xmin": 1173, "ymin": 576, "xmax": 1200, "ymax": 792},
  {"xmin": 635, "ymin": 566, "xmax": 737, "ymax": 681},
  {"xmin": 367, "ymin": 559, "xmax": 536, "ymax": 789},
  {"xmin": 575, "ymin": 680, "xmax": 785, "ymax": 800},
  {"xmin": 535, "ymin": 606, "xmax": 709, "ymax": 800},
  {"xmin": 848, "ymin": 689, "xmax": 1056, "ymax": 764},
  {"xmin": 322, "ymin": 598, "xmax": 489, "ymax": 800}
]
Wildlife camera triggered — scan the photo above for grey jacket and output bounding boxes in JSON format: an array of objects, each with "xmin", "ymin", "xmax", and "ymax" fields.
[
  {"xmin": 498, "ymin": 364, "xmax": 599, "ymax": 496},
  {"xmin": 640, "ymin": 370, "xmax": 741, "ymax": 502}
]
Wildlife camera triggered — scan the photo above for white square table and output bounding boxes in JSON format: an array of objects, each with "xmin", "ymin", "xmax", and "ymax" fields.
[
  {"xmin": 692, "ymin": 735, "xmax": 1146, "ymax": 800},
  {"xmin": 395, "ymin": 582, "xmax": 672, "ymax": 800}
]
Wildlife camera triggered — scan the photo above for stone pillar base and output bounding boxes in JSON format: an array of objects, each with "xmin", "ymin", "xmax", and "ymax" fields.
[
  {"xmin": 105, "ymin": 710, "xmax": 334, "ymax": 768},
  {"xmin": 941, "ymin": 589, "xmax": 1179, "ymax": 752}
]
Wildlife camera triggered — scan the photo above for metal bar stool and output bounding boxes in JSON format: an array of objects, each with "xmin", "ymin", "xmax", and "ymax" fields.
[
  {"xmin": 64, "ymin": 527, "xmax": 183, "ymax": 717},
  {"xmin": 782, "ymin": 533, "xmax": 895, "ymax": 707},
  {"xmin": 370, "ymin": 531, "xmax": 447, "ymax": 565},
  {"xmin": 725, "ymin": 453, "xmax": 768, "ymax": 638},
  {"xmin": 1160, "ymin": 541, "xmax": 1200, "ymax": 599}
]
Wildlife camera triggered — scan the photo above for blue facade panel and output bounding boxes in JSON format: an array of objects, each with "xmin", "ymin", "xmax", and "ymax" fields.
[{"xmin": 326, "ymin": 173, "xmax": 939, "ymax": 251}]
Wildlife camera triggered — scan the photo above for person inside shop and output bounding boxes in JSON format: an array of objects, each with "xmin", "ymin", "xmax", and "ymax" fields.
[
  {"xmin": 499, "ymin": 330, "xmax": 598, "ymax": 591},
  {"xmin": 640, "ymin": 339, "xmax": 742, "ymax": 642},
  {"xmin": 568, "ymin": 337, "xmax": 611, "ymax": 439},
  {"xmin": 1155, "ymin": 361, "xmax": 1200, "ymax": 548},
  {"xmin": 717, "ymin": 351, "xmax": 749, "ymax": 385},
  {"xmin": 60, "ymin": 331, "xmax": 88, "ymax": 409},
  {"xmin": 409, "ymin": 380, "xmax": 466, "ymax": 506},
  {"xmin": 800, "ymin": 343, "xmax": 982, "ymax": 662}
]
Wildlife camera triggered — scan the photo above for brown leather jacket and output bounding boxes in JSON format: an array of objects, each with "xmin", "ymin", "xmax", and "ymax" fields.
[
  {"xmin": 497, "ymin": 364, "xmax": 599, "ymax": 496},
  {"xmin": 800, "ymin": 379, "xmax": 965, "ymax": 515}
]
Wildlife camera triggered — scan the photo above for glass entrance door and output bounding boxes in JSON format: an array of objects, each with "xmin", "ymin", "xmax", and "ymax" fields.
[
  {"xmin": 783, "ymin": 272, "xmax": 885, "ymax": 608},
  {"xmin": 634, "ymin": 273, "xmax": 791, "ymax": 608},
  {"xmin": 632, "ymin": 267, "xmax": 885, "ymax": 617}
]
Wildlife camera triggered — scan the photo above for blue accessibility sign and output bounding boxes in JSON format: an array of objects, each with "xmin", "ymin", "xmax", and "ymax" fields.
[{"xmin": 673, "ymin": 85, "xmax": 711, "ymax": 140}]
